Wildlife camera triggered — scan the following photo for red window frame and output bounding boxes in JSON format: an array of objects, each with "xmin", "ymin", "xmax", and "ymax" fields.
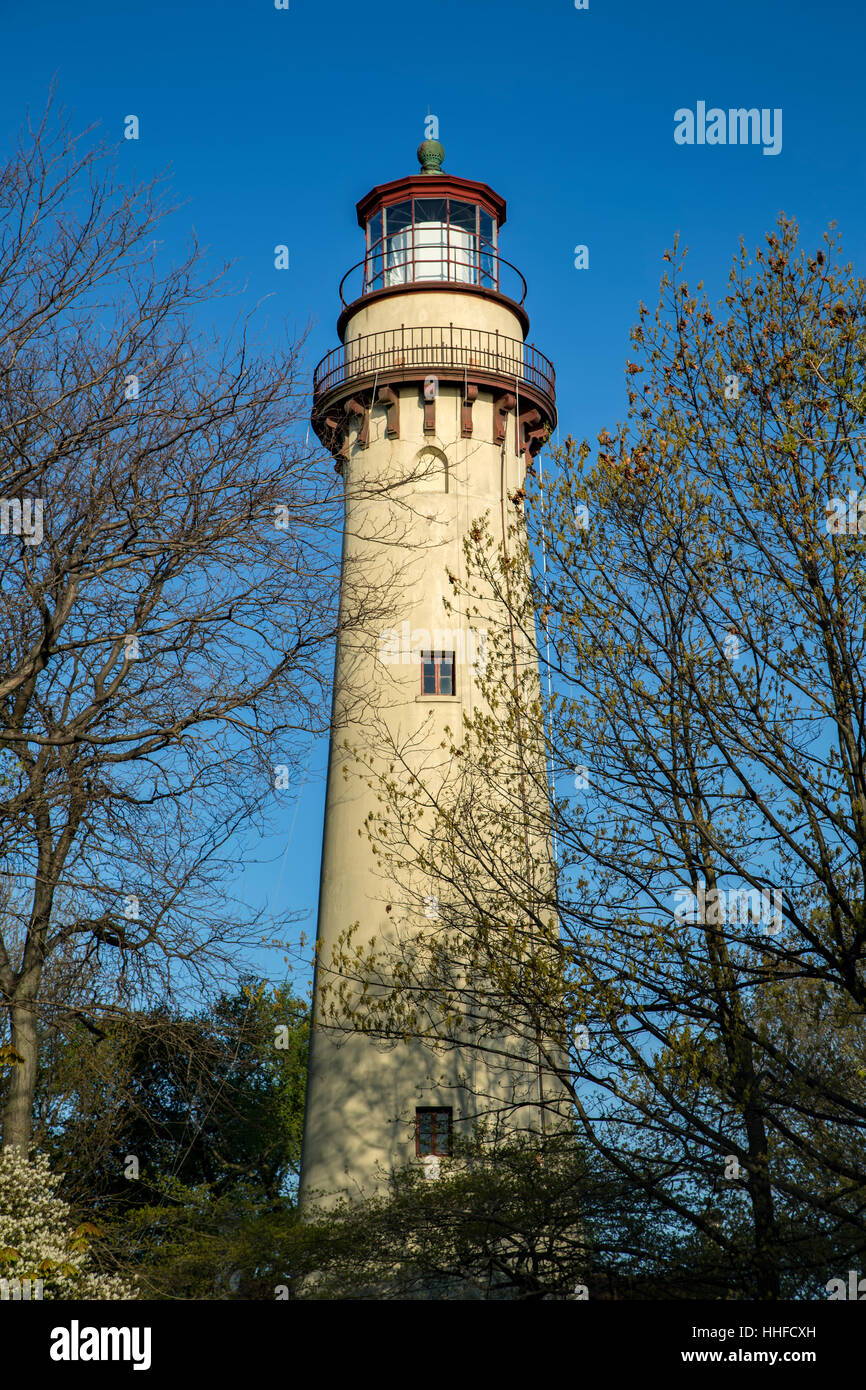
[
  {"xmin": 365, "ymin": 197, "xmax": 499, "ymax": 292},
  {"xmin": 415, "ymin": 1107, "xmax": 452, "ymax": 1157},
  {"xmin": 420, "ymin": 650, "xmax": 455, "ymax": 697}
]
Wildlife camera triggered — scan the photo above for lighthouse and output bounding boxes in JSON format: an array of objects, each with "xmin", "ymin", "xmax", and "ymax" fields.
[{"xmin": 299, "ymin": 138, "xmax": 558, "ymax": 1208}]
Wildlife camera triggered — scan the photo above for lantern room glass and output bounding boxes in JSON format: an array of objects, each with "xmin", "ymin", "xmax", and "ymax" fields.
[{"xmin": 365, "ymin": 198, "xmax": 498, "ymax": 292}]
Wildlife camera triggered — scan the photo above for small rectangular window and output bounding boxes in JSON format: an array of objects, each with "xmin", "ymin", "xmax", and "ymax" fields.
[
  {"xmin": 366, "ymin": 212, "xmax": 383, "ymax": 289},
  {"xmin": 367, "ymin": 210, "xmax": 383, "ymax": 251},
  {"xmin": 414, "ymin": 197, "xmax": 448, "ymax": 226},
  {"xmin": 384, "ymin": 200, "xmax": 413, "ymax": 235},
  {"xmin": 449, "ymin": 200, "xmax": 478, "ymax": 234},
  {"xmin": 479, "ymin": 211, "xmax": 497, "ymax": 287},
  {"xmin": 420, "ymin": 651, "xmax": 455, "ymax": 696},
  {"xmin": 416, "ymin": 1107, "xmax": 452, "ymax": 1157},
  {"xmin": 384, "ymin": 201, "xmax": 413, "ymax": 285}
]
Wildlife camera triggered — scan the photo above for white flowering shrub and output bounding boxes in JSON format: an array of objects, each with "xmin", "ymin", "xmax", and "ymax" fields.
[{"xmin": 0, "ymin": 1147, "xmax": 136, "ymax": 1299}]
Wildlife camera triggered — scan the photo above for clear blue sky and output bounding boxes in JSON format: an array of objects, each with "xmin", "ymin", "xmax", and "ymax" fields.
[{"xmin": 3, "ymin": 0, "xmax": 864, "ymax": 994}]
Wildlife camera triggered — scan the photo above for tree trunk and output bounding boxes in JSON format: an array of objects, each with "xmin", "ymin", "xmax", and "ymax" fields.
[
  {"xmin": 2, "ymin": 999, "xmax": 38, "ymax": 1149},
  {"xmin": 743, "ymin": 1096, "xmax": 781, "ymax": 1300}
]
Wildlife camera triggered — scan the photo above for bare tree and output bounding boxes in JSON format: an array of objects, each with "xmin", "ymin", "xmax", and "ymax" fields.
[{"xmin": 0, "ymin": 97, "xmax": 351, "ymax": 1147}]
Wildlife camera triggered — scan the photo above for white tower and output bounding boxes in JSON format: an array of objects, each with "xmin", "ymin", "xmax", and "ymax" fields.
[{"xmin": 299, "ymin": 139, "xmax": 557, "ymax": 1207}]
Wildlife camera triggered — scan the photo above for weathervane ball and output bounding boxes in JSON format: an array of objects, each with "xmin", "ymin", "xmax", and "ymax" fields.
[{"xmin": 417, "ymin": 139, "xmax": 445, "ymax": 174}]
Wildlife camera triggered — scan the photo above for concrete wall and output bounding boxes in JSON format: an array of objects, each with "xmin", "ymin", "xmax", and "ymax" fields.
[{"xmin": 299, "ymin": 285, "xmax": 554, "ymax": 1211}]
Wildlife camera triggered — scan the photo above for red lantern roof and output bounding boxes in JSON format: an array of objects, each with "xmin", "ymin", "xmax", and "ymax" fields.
[{"xmin": 355, "ymin": 173, "xmax": 506, "ymax": 230}]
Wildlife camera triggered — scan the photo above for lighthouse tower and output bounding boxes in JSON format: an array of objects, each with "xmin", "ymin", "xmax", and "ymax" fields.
[{"xmin": 299, "ymin": 138, "xmax": 557, "ymax": 1208}]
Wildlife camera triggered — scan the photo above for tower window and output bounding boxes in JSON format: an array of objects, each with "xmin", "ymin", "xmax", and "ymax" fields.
[
  {"xmin": 365, "ymin": 196, "xmax": 499, "ymax": 292},
  {"xmin": 416, "ymin": 1107, "xmax": 452, "ymax": 1157},
  {"xmin": 421, "ymin": 651, "xmax": 455, "ymax": 696}
]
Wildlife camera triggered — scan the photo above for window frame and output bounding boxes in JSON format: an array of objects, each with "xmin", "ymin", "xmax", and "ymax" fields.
[
  {"xmin": 420, "ymin": 649, "xmax": 455, "ymax": 697},
  {"xmin": 365, "ymin": 196, "xmax": 499, "ymax": 290},
  {"xmin": 415, "ymin": 1106, "xmax": 453, "ymax": 1158}
]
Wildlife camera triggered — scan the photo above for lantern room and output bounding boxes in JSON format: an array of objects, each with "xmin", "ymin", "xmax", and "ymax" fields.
[
  {"xmin": 357, "ymin": 139, "xmax": 504, "ymax": 293},
  {"xmin": 336, "ymin": 139, "xmax": 530, "ymax": 328},
  {"xmin": 363, "ymin": 189, "xmax": 499, "ymax": 290}
]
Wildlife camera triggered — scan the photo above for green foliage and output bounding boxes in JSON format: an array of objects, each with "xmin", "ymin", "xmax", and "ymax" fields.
[
  {"xmin": 39, "ymin": 977, "xmax": 308, "ymax": 1211},
  {"xmin": 112, "ymin": 1176, "xmax": 298, "ymax": 1301},
  {"xmin": 0, "ymin": 1147, "xmax": 136, "ymax": 1299},
  {"xmin": 25, "ymin": 977, "xmax": 309, "ymax": 1298},
  {"xmin": 292, "ymin": 1133, "xmax": 778, "ymax": 1300}
]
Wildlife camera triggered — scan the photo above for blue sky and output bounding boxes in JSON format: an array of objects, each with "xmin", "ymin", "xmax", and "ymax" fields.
[{"xmin": 3, "ymin": 0, "xmax": 864, "ymax": 996}]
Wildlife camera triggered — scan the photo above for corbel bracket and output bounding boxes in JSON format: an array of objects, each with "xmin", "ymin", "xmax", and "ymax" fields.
[
  {"xmin": 493, "ymin": 391, "xmax": 516, "ymax": 446},
  {"xmin": 421, "ymin": 381, "xmax": 436, "ymax": 436},
  {"xmin": 324, "ymin": 414, "xmax": 348, "ymax": 472},
  {"xmin": 461, "ymin": 382, "xmax": 478, "ymax": 438},
  {"xmin": 345, "ymin": 397, "xmax": 369, "ymax": 449},
  {"xmin": 517, "ymin": 406, "xmax": 545, "ymax": 459},
  {"xmin": 377, "ymin": 385, "xmax": 400, "ymax": 439}
]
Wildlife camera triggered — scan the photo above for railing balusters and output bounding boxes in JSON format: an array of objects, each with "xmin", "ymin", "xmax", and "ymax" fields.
[
  {"xmin": 313, "ymin": 325, "xmax": 553, "ymax": 408},
  {"xmin": 340, "ymin": 250, "xmax": 527, "ymax": 311}
]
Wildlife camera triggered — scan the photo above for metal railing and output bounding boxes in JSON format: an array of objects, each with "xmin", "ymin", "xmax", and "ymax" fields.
[
  {"xmin": 313, "ymin": 325, "xmax": 555, "ymax": 404},
  {"xmin": 338, "ymin": 248, "xmax": 528, "ymax": 311}
]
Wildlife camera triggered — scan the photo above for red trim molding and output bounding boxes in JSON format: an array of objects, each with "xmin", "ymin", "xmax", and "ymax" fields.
[{"xmin": 356, "ymin": 174, "xmax": 506, "ymax": 229}]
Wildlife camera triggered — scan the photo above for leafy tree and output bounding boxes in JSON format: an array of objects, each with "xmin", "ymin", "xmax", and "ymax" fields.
[
  {"xmin": 24, "ymin": 979, "xmax": 308, "ymax": 1298},
  {"xmin": 37, "ymin": 979, "xmax": 307, "ymax": 1204},
  {"xmin": 114, "ymin": 1176, "xmax": 298, "ymax": 1301},
  {"xmin": 291, "ymin": 1132, "xmax": 771, "ymax": 1301},
  {"xmin": 0, "ymin": 1146, "xmax": 135, "ymax": 1298}
]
